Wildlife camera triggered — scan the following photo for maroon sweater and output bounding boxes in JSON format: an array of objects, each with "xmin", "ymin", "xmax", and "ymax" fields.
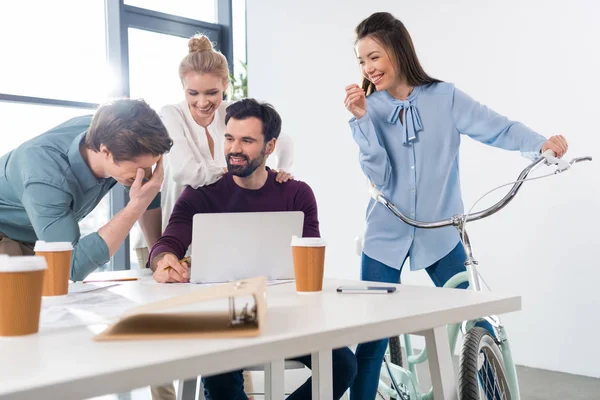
[{"xmin": 150, "ymin": 171, "xmax": 320, "ymax": 263}]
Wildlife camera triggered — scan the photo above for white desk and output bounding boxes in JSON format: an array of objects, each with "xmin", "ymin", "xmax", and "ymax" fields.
[{"xmin": 0, "ymin": 270, "xmax": 521, "ymax": 400}]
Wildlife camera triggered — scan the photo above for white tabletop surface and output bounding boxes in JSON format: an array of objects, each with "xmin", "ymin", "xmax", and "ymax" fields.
[{"xmin": 0, "ymin": 270, "xmax": 521, "ymax": 399}]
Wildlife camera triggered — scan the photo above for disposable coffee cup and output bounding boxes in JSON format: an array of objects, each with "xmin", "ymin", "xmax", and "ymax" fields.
[
  {"xmin": 0, "ymin": 255, "xmax": 47, "ymax": 336},
  {"xmin": 34, "ymin": 241, "xmax": 73, "ymax": 297},
  {"xmin": 290, "ymin": 236, "xmax": 327, "ymax": 293}
]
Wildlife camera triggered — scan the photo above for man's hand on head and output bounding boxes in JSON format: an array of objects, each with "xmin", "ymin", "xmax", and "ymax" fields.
[
  {"xmin": 129, "ymin": 156, "xmax": 164, "ymax": 212},
  {"xmin": 152, "ymin": 252, "xmax": 190, "ymax": 283}
]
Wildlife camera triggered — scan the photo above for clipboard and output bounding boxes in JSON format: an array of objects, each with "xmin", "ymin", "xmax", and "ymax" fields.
[{"xmin": 94, "ymin": 276, "xmax": 267, "ymax": 341}]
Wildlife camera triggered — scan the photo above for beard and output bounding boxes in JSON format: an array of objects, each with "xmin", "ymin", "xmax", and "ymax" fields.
[{"xmin": 226, "ymin": 148, "xmax": 266, "ymax": 178}]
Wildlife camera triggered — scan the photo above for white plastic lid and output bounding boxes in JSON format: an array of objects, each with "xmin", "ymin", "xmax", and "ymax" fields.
[
  {"xmin": 290, "ymin": 236, "xmax": 327, "ymax": 247},
  {"xmin": 34, "ymin": 240, "xmax": 73, "ymax": 252},
  {"xmin": 0, "ymin": 256, "xmax": 47, "ymax": 272}
]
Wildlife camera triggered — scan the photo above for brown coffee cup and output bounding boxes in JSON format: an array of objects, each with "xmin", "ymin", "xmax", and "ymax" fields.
[
  {"xmin": 0, "ymin": 255, "xmax": 47, "ymax": 336},
  {"xmin": 34, "ymin": 241, "xmax": 73, "ymax": 296},
  {"xmin": 291, "ymin": 236, "xmax": 327, "ymax": 293}
]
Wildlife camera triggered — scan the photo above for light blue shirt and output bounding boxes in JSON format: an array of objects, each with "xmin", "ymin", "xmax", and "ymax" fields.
[
  {"xmin": 350, "ymin": 82, "xmax": 547, "ymax": 271},
  {"xmin": 0, "ymin": 116, "xmax": 160, "ymax": 280}
]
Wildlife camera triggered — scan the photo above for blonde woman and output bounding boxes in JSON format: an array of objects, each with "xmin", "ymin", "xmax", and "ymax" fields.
[{"xmin": 146, "ymin": 34, "xmax": 293, "ymax": 400}]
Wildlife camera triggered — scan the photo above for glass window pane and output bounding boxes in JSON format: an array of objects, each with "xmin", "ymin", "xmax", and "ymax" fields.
[
  {"xmin": 231, "ymin": 0, "xmax": 247, "ymax": 100},
  {"xmin": 127, "ymin": 29, "xmax": 190, "ymax": 268},
  {"xmin": 125, "ymin": 0, "xmax": 216, "ymax": 23},
  {"xmin": 78, "ymin": 196, "xmax": 112, "ymax": 272},
  {"xmin": 0, "ymin": 0, "xmax": 108, "ymax": 103},
  {"xmin": 0, "ymin": 103, "xmax": 94, "ymax": 156},
  {"xmin": 0, "ymin": 102, "xmax": 111, "ymax": 271},
  {"xmin": 128, "ymin": 28, "xmax": 189, "ymax": 111}
]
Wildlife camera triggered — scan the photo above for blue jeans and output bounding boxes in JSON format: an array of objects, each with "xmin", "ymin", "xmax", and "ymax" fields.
[
  {"xmin": 350, "ymin": 243, "xmax": 493, "ymax": 400},
  {"xmin": 202, "ymin": 347, "xmax": 357, "ymax": 399}
]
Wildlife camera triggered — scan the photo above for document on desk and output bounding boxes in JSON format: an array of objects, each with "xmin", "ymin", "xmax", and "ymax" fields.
[
  {"xmin": 40, "ymin": 276, "xmax": 276, "ymax": 334},
  {"xmin": 40, "ymin": 288, "xmax": 138, "ymax": 331},
  {"xmin": 68, "ymin": 282, "xmax": 121, "ymax": 294}
]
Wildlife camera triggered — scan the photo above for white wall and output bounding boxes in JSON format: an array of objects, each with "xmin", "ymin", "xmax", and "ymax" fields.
[{"xmin": 247, "ymin": 0, "xmax": 600, "ymax": 377}]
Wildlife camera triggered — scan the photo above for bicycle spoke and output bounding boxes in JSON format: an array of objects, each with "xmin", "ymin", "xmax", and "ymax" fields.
[{"xmin": 476, "ymin": 347, "xmax": 509, "ymax": 400}]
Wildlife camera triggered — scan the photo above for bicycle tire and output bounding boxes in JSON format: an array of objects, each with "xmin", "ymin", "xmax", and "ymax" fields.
[
  {"xmin": 459, "ymin": 327, "xmax": 511, "ymax": 400},
  {"xmin": 389, "ymin": 335, "xmax": 403, "ymax": 367}
]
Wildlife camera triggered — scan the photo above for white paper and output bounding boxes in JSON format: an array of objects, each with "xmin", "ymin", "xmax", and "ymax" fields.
[
  {"xmin": 40, "ymin": 289, "xmax": 138, "ymax": 331},
  {"xmin": 68, "ymin": 282, "xmax": 121, "ymax": 294},
  {"xmin": 39, "ymin": 279, "xmax": 295, "ymax": 331}
]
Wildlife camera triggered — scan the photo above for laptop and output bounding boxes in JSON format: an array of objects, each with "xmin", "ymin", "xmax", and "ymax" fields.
[{"xmin": 189, "ymin": 211, "xmax": 304, "ymax": 283}]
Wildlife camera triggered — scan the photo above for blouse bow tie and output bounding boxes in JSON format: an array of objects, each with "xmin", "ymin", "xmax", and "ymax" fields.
[{"xmin": 387, "ymin": 100, "xmax": 423, "ymax": 145}]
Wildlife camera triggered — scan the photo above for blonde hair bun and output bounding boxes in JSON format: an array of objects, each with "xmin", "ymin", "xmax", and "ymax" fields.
[{"xmin": 188, "ymin": 34, "xmax": 214, "ymax": 53}]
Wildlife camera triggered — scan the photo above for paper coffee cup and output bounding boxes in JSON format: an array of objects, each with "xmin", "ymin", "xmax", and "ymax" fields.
[
  {"xmin": 0, "ymin": 256, "xmax": 47, "ymax": 336},
  {"xmin": 34, "ymin": 241, "xmax": 73, "ymax": 297},
  {"xmin": 290, "ymin": 236, "xmax": 327, "ymax": 292}
]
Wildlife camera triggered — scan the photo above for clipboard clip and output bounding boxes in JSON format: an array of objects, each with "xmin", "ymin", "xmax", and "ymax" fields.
[{"xmin": 228, "ymin": 281, "xmax": 258, "ymax": 326}]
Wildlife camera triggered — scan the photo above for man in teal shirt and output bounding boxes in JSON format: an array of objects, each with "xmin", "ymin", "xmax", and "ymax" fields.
[{"xmin": 0, "ymin": 99, "xmax": 173, "ymax": 280}]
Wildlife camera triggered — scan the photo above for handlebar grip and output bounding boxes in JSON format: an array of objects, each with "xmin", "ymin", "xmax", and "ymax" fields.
[
  {"xmin": 368, "ymin": 184, "xmax": 383, "ymax": 201},
  {"xmin": 542, "ymin": 149, "xmax": 556, "ymax": 158}
]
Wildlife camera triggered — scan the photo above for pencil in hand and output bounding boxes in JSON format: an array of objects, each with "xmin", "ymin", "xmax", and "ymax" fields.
[{"xmin": 163, "ymin": 256, "xmax": 191, "ymax": 271}]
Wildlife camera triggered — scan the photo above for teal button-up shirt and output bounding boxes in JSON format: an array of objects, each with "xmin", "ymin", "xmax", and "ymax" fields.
[{"xmin": 0, "ymin": 116, "xmax": 160, "ymax": 280}]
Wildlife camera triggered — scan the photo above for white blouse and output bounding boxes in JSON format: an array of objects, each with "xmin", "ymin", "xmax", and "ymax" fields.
[{"xmin": 132, "ymin": 100, "xmax": 294, "ymax": 249}]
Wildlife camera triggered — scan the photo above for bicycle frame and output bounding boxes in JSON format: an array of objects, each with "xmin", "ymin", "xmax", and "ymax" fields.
[{"xmin": 374, "ymin": 150, "xmax": 592, "ymax": 399}]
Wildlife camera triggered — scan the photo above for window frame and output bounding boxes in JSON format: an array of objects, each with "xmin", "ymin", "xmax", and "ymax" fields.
[{"xmin": 0, "ymin": 0, "xmax": 234, "ymax": 271}]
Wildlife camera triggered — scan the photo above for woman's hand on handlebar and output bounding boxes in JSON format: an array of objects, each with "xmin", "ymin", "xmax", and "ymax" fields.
[{"xmin": 542, "ymin": 135, "xmax": 568, "ymax": 158}]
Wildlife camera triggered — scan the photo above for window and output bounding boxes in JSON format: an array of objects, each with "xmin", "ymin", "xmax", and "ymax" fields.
[
  {"xmin": 2, "ymin": 0, "xmax": 233, "ymax": 272},
  {"xmin": 79, "ymin": 196, "xmax": 112, "ymax": 272},
  {"xmin": 0, "ymin": 0, "xmax": 107, "ymax": 103},
  {"xmin": 127, "ymin": 29, "xmax": 191, "ymax": 268},
  {"xmin": 124, "ymin": 0, "xmax": 217, "ymax": 22},
  {"xmin": 232, "ymin": 0, "xmax": 247, "ymax": 83},
  {"xmin": 0, "ymin": 103, "xmax": 95, "ymax": 157},
  {"xmin": 128, "ymin": 28, "xmax": 190, "ymax": 111}
]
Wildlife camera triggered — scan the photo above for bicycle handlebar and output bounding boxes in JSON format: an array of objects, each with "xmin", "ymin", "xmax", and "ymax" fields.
[{"xmin": 369, "ymin": 150, "xmax": 593, "ymax": 229}]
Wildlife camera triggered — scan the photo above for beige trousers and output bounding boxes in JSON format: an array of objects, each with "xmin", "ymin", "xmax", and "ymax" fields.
[
  {"xmin": 0, "ymin": 232, "xmax": 34, "ymax": 256},
  {"xmin": 135, "ymin": 246, "xmax": 150, "ymax": 269}
]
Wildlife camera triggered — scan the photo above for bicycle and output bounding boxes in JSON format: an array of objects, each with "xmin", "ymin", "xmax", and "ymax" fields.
[{"xmin": 368, "ymin": 150, "xmax": 592, "ymax": 400}]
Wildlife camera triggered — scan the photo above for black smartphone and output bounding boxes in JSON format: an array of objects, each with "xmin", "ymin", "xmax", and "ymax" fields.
[{"xmin": 336, "ymin": 285, "xmax": 397, "ymax": 294}]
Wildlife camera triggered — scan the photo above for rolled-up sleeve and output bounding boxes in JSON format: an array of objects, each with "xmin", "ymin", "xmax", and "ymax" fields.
[
  {"xmin": 123, "ymin": 186, "xmax": 161, "ymax": 210},
  {"xmin": 21, "ymin": 181, "xmax": 110, "ymax": 280}
]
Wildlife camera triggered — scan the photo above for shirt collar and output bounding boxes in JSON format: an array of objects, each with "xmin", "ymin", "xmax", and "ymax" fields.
[
  {"xmin": 383, "ymin": 85, "xmax": 423, "ymax": 145},
  {"xmin": 382, "ymin": 84, "xmax": 421, "ymax": 105},
  {"xmin": 67, "ymin": 131, "xmax": 106, "ymax": 191}
]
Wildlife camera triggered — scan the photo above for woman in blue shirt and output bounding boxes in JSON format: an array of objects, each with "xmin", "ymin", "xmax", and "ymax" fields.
[{"xmin": 344, "ymin": 12, "xmax": 568, "ymax": 399}]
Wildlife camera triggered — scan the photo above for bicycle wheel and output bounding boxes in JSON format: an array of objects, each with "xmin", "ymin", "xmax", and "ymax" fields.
[
  {"xmin": 459, "ymin": 327, "xmax": 511, "ymax": 400},
  {"xmin": 389, "ymin": 336, "xmax": 403, "ymax": 367}
]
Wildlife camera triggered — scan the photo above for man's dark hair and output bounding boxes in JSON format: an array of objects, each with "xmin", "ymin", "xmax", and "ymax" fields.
[
  {"xmin": 225, "ymin": 98, "xmax": 282, "ymax": 142},
  {"xmin": 85, "ymin": 98, "xmax": 173, "ymax": 162}
]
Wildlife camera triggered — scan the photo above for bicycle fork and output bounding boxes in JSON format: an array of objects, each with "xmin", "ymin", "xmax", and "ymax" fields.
[{"xmin": 457, "ymin": 221, "xmax": 521, "ymax": 400}]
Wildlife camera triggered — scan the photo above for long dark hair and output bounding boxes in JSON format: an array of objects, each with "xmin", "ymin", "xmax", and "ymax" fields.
[{"xmin": 355, "ymin": 12, "xmax": 441, "ymax": 95}]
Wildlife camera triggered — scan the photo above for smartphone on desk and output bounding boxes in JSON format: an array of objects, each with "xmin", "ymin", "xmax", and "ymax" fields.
[{"xmin": 337, "ymin": 285, "xmax": 396, "ymax": 294}]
